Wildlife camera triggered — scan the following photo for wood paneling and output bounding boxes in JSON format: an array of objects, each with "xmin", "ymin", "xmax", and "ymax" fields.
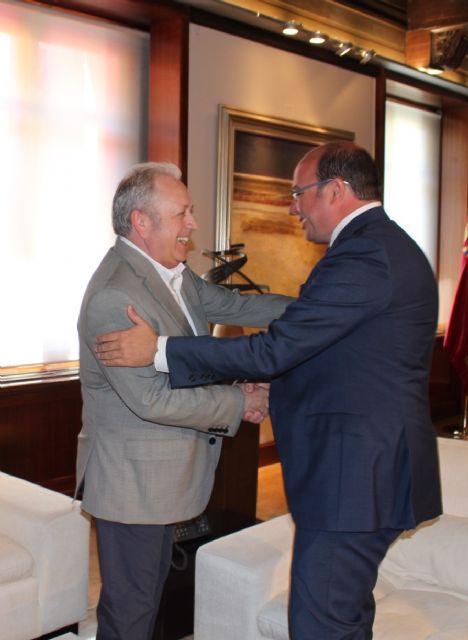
[
  {"xmin": 407, "ymin": 0, "xmax": 468, "ymax": 30},
  {"xmin": 429, "ymin": 334, "xmax": 464, "ymax": 420},
  {"xmin": 207, "ymin": 421, "xmax": 260, "ymax": 531},
  {"xmin": 0, "ymin": 379, "xmax": 82, "ymax": 495},
  {"xmin": 149, "ymin": 6, "xmax": 189, "ymax": 176}
]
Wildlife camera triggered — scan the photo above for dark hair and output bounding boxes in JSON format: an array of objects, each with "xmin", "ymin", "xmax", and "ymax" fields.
[{"xmin": 316, "ymin": 142, "xmax": 382, "ymax": 200}]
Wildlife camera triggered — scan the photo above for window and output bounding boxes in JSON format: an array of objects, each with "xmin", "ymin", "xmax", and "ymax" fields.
[
  {"xmin": 384, "ymin": 97, "xmax": 441, "ymax": 272},
  {"xmin": 0, "ymin": 0, "xmax": 148, "ymax": 384}
]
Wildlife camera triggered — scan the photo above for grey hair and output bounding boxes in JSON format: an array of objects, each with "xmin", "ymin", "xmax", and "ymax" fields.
[{"xmin": 112, "ymin": 162, "xmax": 182, "ymax": 236}]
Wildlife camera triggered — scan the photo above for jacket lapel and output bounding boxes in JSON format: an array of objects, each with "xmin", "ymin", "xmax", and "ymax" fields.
[
  {"xmin": 180, "ymin": 269, "xmax": 210, "ymax": 336},
  {"xmin": 113, "ymin": 238, "xmax": 195, "ymax": 335}
]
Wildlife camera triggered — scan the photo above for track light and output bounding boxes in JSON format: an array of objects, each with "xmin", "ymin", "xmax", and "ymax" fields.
[
  {"xmin": 419, "ymin": 66, "xmax": 444, "ymax": 75},
  {"xmin": 309, "ymin": 31, "xmax": 327, "ymax": 45},
  {"xmin": 359, "ymin": 49, "xmax": 375, "ymax": 64},
  {"xmin": 336, "ymin": 42, "xmax": 353, "ymax": 56},
  {"xmin": 282, "ymin": 21, "xmax": 300, "ymax": 36}
]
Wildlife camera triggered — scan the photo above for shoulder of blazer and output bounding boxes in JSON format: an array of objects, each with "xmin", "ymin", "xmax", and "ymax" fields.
[{"xmin": 336, "ymin": 206, "xmax": 389, "ymax": 243}]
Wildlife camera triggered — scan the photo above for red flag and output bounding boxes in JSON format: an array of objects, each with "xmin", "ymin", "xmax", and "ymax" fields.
[{"xmin": 444, "ymin": 222, "xmax": 468, "ymax": 394}]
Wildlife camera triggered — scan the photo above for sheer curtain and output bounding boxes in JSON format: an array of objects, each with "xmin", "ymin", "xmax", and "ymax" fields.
[
  {"xmin": 384, "ymin": 99, "xmax": 441, "ymax": 272},
  {"xmin": 0, "ymin": 0, "xmax": 148, "ymax": 381}
]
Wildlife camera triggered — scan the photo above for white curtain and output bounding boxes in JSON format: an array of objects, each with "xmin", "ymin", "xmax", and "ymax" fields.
[
  {"xmin": 384, "ymin": 99, "xmax": 441, "ymax": 272},
  {"xmin": 0, "ymin": 0, "xmax": 148, "ymax": 376}
]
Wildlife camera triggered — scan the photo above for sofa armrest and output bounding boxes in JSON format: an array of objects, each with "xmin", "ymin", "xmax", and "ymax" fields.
[
  {"xmin": 0, "ymin": 472, "xmax": 90, "ymax": 634},
  {"xmin": 437, "ymin": 437, "xmax": 468, "ymax": 518},
  {"xmin": 194, "ymin": 514, "xmax": 294, "ymax": 640}
]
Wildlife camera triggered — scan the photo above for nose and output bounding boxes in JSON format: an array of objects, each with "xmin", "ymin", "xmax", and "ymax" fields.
[
  {"xmin": 185, "ymin": 211, "xmax": 198, "ymax": 229},
  {"xmin": 289, "ymin": 200, "xmax": 299, "ymax": 217}
]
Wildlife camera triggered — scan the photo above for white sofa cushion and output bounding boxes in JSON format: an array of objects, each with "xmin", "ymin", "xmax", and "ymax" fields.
[
  {"xmin": 0, "ymin": 577, "xmax": 39, "ymax": 640},
  {"xmin": 373, "ymin": 589, "xmax": 468, "ymax": 639},
  {"xmin": 258, "ymin": 590, "xmax": 288, "ymax": 640},
  {"xmin": 0, "ymin": 473, "xmax": 90, "ymax": 638},
  {"xmin": 437, "ymin": 438, "xmax": 468, "ymax": 518},
  {"xmin": 380, "ymin": 515, "xmax": 468, "ymax": 599},
  {"xmin": 257, "ymin": 586, "xmax": 468, "ymax": 640},
  {"xmin": 256, "ymin": 514, "xmax": 468, "ymax": 640},
  {"xmin": 0, "ymin": 534, "xmax": 33, "ymax": 584}
]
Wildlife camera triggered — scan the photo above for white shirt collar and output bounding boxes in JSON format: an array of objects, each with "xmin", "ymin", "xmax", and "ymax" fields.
[
  {"xmin": 120, "ymin": 236, "xmax": 185, "ymax": 285},
  {"xmin": 329, "ymin": 201, "xmax": 381, "ymax": 247}
]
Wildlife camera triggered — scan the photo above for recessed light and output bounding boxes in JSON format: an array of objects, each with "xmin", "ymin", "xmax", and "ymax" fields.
[
  {"xmin": 418, "ymin": 66, "xmax": 444, "ymax": 75},
  {"xmin": 309, "ymin": 31, "xmax": 327, "ymax": 45},
  {"xmin": 282, "ymin": 21, "xmax": 300, "ymax": 36}
]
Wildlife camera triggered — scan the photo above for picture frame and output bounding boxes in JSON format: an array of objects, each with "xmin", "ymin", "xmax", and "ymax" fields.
[{"xmin": 216, "ymin": 105, "xmax": 355, "ymax": 297}]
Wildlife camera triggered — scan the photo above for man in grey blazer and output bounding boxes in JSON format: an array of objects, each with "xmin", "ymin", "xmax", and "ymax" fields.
[{"xmin": 76, "ymin": 162, "xmax": 290, "ymax": 640}]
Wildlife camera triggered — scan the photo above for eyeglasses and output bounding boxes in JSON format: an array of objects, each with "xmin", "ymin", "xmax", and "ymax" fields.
[{"xmin": 292, "ymin": 178, "xmax": 350, "ymax": 200}]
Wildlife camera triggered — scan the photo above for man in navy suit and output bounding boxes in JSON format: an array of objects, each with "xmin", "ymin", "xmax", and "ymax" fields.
[{"xmin": 96, "ymin": 142, "xmax": 442, "ymax": 639}]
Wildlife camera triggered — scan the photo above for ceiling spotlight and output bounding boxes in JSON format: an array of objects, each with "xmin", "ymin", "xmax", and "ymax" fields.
[
  {"xmin": 359, "ymin": 49, "xmax": 375, "ymax": 64},
  {"xmin": 418, "ymin": 66, "xmax": 444, "ymax": 75},
  {"xmin": 282, "ymin": 21, "xmax": 300, "ymax": 36},
  {"xmin": 309, "ymin": 31, "xmax": 327, "ymax": 45},
  {"xmin": 336, "ymin": 42, "xmax": 353, "ymax": 56}
]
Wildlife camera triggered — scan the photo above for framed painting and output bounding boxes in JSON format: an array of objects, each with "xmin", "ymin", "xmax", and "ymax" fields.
[
  {"xmin": 215, "ymin": 106, "xmax": 354, "ymax": 446},
  {"xmin": 216, "ymin": 105, "xmax": 354, "ymax": 298}
]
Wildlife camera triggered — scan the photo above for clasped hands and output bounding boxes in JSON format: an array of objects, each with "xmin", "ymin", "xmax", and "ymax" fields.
[{"xmin": 95, "ymin": 305, "xmax": 270, "ymax": 424}]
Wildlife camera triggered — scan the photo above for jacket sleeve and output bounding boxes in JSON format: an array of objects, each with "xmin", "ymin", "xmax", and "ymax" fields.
[
  {"xmin": 189, "ymin": 269, "xmax": 294, "ymax": 327},
  {"xmin": 167, "ymin": 237, "xmax": 392, "ymax": 387},
  {"xmin": 81, "ymin": 287, "xmax": 244, "ymax": 435}
]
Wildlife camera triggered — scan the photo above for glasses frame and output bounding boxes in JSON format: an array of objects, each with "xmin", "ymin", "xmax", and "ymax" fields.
[
  {"xmin": 292, "ymin": 178, "xmax": 351, "ymax": 200},
  {"xmin": 292, "ymin": 178, "xmax": 333, "ymax": 199}
]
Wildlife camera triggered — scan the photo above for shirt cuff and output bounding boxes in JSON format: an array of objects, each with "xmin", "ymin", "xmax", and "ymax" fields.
[{"xmin": 154, "ymin": 336, "xmax": 169, "ymax": 372}]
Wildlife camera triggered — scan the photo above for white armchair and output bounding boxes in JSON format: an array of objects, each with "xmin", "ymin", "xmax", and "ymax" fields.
[
  {"xmin": 194, "ymin": 437, "xmax": 468, "ymax": 640},
  {"xmin": 0, "ymin": 472, "xmax": 90, "ymax": 640}
]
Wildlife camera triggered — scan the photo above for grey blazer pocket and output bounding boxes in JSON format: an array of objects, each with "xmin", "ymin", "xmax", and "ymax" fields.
[{"xmin": 125, "ymin": 438, "xmax": 192, "ymax": 462}]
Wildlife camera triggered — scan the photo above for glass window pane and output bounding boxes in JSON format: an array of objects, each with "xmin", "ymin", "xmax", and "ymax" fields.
[
  {"xmin": 384, "ymin": 99, "xmax": 441, "ymax": 272},
  {"xmin": 0, "ymin": 1, "xmax": 148, "ymax": 381}
]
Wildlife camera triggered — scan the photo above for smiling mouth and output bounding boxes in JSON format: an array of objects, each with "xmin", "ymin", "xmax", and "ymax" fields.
[{"xmin": 177, "ymin": 237, "xmax": 189, "ymax": 245}]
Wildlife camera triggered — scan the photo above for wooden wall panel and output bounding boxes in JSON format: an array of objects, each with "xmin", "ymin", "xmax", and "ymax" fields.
[
  {"xmin": 0, "ymin": 379, "xmax": 82, "ymax": 495},
  {"xmin": 149, "ymin": 6, "xmax": 189, "ymax": 176}
]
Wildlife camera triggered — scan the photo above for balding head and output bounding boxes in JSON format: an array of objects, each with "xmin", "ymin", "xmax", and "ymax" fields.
[
  {"xmin": 290, "ymin": 142, "xmax": 381, "ymax": 244},
  {"xmin": 299, "ymin": 142, "xmax": 381, "ymax": 201}
]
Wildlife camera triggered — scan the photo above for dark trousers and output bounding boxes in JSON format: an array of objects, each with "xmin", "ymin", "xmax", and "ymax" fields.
[
  {"xmin": 95, "ymin": 518, "xmax": 174, "ymax": 640},
  {"xmin": 289, "ymin": 528, "xmax": 401, "ymax": 640}
]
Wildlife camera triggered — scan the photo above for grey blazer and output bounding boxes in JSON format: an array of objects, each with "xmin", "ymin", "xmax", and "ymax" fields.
[{"xmin": 76, "ymin": 237, "xmax": 290, "ymax": 524}]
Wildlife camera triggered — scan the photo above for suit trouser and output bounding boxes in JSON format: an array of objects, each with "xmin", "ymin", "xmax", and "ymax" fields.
[
  {"xmin": 289, "ymin": 527, "xmax": 401, "ymax": 640},
  {"xmin": 94, "ymin": 518, "xmax": 174, "ymax": 640}
]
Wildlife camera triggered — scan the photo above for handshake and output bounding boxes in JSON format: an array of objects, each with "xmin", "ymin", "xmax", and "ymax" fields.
[{"xmin": 240, "ymin": 382, "xmax": 270, "ymax": 424}]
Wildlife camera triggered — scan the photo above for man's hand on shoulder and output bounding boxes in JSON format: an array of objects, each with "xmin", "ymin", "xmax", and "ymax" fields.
[{"xmin": 95, "ymin": 305, "xmax": 158, "ymax": 367}]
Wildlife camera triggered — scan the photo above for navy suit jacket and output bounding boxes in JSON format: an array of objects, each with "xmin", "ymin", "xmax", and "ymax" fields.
[{"xmin": 167, "ymin": 207, "xmax": 442, "ymax": 532}]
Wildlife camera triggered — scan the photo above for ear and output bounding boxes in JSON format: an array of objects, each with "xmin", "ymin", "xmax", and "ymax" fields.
[
  {"xmin": 330, "ymin": 178, "xmax": 347, "ymax": 203},
  {"xmin": 130, "ymin": 209, "xmax": 150, "ymax": 239}
]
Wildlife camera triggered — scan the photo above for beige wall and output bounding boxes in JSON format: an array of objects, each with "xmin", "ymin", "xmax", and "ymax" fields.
[{"xmin": 186, "ymin": 24, "xmax": 375, "ymax": 275}]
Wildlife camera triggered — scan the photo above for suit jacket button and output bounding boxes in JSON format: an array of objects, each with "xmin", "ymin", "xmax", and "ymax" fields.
[{"xmin": 209, "ymin": 437, "xmax": 216, "ymax": 445}]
